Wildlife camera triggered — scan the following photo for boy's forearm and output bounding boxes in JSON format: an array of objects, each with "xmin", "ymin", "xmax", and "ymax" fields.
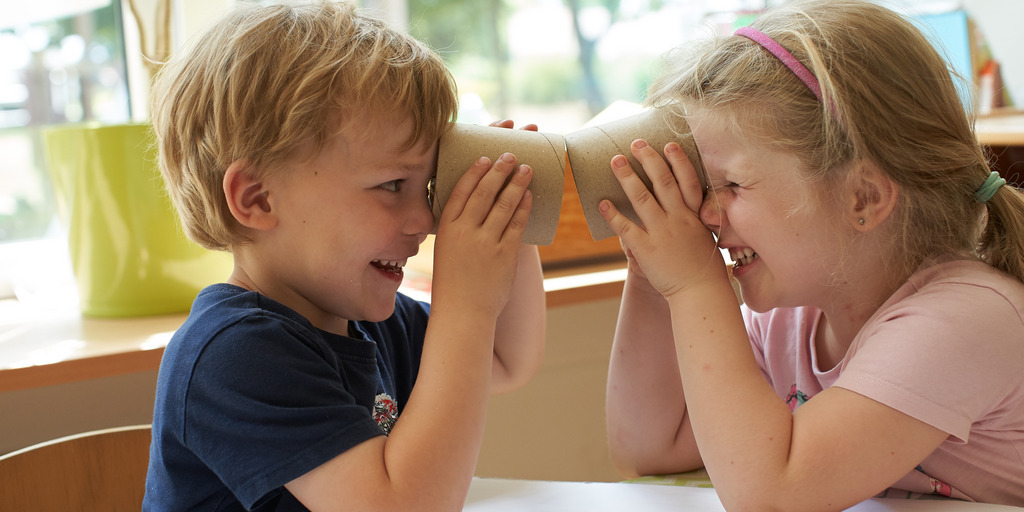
[
  {"xmin": 384, "ymin": 308, "xmax": 497, "ymax": 500},
  {"xmin": 491, "ymin": 245, "xmax": 546, "ymax": 394},
  {"xmin": 288, "ymin": 308, "xmax": 498, "ymax": 512}
]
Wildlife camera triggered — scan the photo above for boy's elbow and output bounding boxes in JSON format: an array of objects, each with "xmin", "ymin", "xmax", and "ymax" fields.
[{"xmin": 490, "ymin": 343, "xmax": 544, "ymax": 394}]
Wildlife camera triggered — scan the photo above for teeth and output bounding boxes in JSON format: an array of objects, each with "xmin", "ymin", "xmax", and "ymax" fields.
[
  {"xmin": 372, "ymin": 259, "xmax": 406, "ymax": 269},
  {"xmin": 729, "ymin": 248, "xmax": 757, "ymax": 268}
]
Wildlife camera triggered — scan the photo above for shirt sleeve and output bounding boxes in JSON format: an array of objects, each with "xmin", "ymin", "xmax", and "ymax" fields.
[{"xmin": 834, "ymin": 279, "xmax": 1024, "ymax": 443}]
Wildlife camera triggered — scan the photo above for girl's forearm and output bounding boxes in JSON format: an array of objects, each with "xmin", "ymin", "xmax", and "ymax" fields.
[
  {"xmin": 666, "ymin": 279, "xmax": 794, "ymax": 505},
  {"xmin": 607, "ymin": 271, "xmax": 701, "ymax": 476}
]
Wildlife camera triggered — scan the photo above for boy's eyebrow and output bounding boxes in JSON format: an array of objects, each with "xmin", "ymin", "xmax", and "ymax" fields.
[
  {"xmin": 377, "ymin": 161, "xmax": 433, "ymax": 176},
  {"xmin": 398, "ymin": 162, "xmax": 431, "ymax": 173}
]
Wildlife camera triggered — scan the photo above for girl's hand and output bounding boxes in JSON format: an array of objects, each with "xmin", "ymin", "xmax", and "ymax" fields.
[
  {"xmin": 432, "ymin": 153, "xmax": 533, "ymax": 316},
  {"xmin": 599, "ymin": 139, "xmax": 724, "ymax": 299}
]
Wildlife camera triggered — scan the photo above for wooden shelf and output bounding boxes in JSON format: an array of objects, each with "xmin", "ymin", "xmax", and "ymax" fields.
[
  {"xmin": 0, "ymin": 261, "xmax": 626, "ymax": 394},
  {"xmin": 976, "ymin": 111, "xmax": 1024, "ymax": 146},
  {"xmin": 537, "ymin": 164, "xmax": 625, "ymax": 267}
]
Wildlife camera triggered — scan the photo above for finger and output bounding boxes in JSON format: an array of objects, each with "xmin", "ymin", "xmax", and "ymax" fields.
[
  {"xmin": 609, "ymin": 153, "xmax": 664, "ymax": 223},
  {"xmin": 440, "ymin": 156, "xmax": 491, "ymax": 222},
  {"xmin": 461, "ymin": 152, "xmax": 519, "ymax": 224},
  {"xmin": 485, "ymin": 163, "xmax": 533, "ymax": 235},
  {"xmin": 664, "ymin": 142, "xmax": 703, "ymax": 213},
  {"xmin": 488, "ymin": 119, "xmax": 539, "ymax": 132},
  {"xmin": 501, "ymin": 186, "xmax": 533, "ymax": 244},
  {"xmin": 631, "ymin": 139, "xmax": 684, "ymax": 212},
  {"xmin": 598, "ymin": 197, "xmax": 645, "ymax": 248},
  {"xmin": 489, "ymin": 119, "xmax": 514, "ymax": 129}
]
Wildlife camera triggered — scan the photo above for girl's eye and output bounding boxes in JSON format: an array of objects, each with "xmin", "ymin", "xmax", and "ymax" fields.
[
  {"xmin": 708, "ymin": 182, "xmax": 738, "ymax": 194},
  {"xmin": 380, "ymin": 179, "xmax": 403, "ymax": 193}
]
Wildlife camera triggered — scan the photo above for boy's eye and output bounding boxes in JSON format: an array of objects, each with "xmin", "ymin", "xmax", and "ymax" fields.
[
  {"xmin": 426, "ymin": 177, "xmax": 436, "ymax": 208},
  {"xmin": 380, "ymin": 179, "xmax": 402, "ymax": 193}
]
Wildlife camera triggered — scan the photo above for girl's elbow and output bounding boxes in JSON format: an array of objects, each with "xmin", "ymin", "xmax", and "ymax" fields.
[
  {"xmin": 607, "ymin": 448, "xmax": 644, "ymax": 479},
  {"xmin": 606, "ymin": 439, "xmax": 702, "ymax": 480}
]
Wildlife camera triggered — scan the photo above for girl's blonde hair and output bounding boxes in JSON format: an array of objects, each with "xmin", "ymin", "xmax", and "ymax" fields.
[
  {"xmin": 151, "ymin": 1, "xmax": 458, "ymax": 250},
  {"xmin": 648, "ymin": 0, "xmax": 1024, "ymax": 283}
]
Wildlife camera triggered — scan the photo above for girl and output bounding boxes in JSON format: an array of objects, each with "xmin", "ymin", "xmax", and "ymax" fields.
[{"xmin": 602, "ymin": 1, "xmax": 1024, "ymax": 510}]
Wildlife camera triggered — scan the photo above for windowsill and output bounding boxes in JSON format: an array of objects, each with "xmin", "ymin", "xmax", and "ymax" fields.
[
  {"xmin": 976, "ymin": 109, "xmax": 1024, "ymax": 146},
  {"xmin": 0, "ymin": 260, "xmax": 627, "ymax": 394}
]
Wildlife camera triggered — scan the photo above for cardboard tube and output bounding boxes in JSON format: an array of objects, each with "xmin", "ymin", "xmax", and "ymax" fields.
[
  {"xmin": 434, "ymin": 123, "xmax": 566, "ymax": 246},
  {"xmin": 564, "ymin": 108, "xmax": 704, "ymax": 241}
]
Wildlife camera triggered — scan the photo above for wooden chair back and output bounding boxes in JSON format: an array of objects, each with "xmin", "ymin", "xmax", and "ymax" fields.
[{"xmin": 0, "ymin": 424, "xmax": 152, "ymax": 511}]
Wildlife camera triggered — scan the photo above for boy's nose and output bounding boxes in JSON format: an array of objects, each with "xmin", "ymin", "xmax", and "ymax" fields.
[
  {"xmin": 699, "ymin": 191, "xmax": 723, "ymax": 231},
  {"xmin": 408, "ymin": 195, "xmax": 436, "ymax": 236}
]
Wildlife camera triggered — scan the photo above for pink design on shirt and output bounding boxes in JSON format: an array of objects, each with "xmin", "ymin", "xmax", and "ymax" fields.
[
  {"xmin": 374, "ymin": 393, "xmax": 398, "ymax": 435},
  {"xmin": 785, "ymin": 384, "xmax": 809, "ymax": 412}
]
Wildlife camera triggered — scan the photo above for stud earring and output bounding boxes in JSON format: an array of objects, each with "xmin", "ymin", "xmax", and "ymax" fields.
[{"xmin": 858, "ymin": 218, "xmax": 865, "ymax": 225}]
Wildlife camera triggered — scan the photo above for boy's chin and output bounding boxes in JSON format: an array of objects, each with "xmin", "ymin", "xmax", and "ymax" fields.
[{"xmin": 360, "ymin": 303, "xmax": 398, "ymax": 323}]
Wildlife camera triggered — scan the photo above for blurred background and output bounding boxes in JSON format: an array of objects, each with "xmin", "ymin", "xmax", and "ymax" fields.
[{"xmin": 1, "ymin": 0, "xmax": 1021, "ymax": 299}]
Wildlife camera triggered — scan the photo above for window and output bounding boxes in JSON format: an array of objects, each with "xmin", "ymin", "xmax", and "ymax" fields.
[
  {"xmin": 403, "ymin": 0, "xmax": 771, "ymax": 132},
  {"xmin": 0, "ymin": 1, "xmax": 130, "ymax": 300}
]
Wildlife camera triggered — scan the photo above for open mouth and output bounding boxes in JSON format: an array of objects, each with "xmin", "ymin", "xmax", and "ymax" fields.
[
  {"xmin": 371, "ymin": 259, "xmax": 406, "ymax": 276},
  {"xmin": 729, "ymin": 247, "xmax": 758, "ymax": 269}
]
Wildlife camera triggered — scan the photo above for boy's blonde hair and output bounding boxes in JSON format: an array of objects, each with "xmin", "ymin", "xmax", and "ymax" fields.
[
  {"xmin": 151, "ymin": 1, "xmax": 458, "ymax": 250},
  {"xmin": 648, "ymin": 0, "xmax": 1024, "ymax": 283}
]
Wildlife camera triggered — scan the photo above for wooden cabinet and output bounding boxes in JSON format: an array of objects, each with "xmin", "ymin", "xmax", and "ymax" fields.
[
  {"xmin": 976, "ymin": 112, "xmax": 1024, "ymax": 186},
  {"xmin": 537, "ymin": 166, "xmax": 625, "ymax": 269}
]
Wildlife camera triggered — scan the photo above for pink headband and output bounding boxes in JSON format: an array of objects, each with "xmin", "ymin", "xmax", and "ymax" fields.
[{"xmin": 734, "ymin": 26, "xmax": 822, "ymax": 102}]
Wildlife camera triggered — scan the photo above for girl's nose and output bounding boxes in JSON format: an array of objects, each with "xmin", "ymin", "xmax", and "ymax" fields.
[{"xmin": 699, "ymin": 191, "xmax": 723, "ymax": 231}]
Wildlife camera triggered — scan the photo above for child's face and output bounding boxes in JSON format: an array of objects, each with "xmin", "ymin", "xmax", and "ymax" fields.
[
  {"xmin": 691, "ymin": 112, "xmax": 845, "ymax": 313},
  {"xmin": 259, "ymin": 112, "xmax": 437, "ymax": 330}
]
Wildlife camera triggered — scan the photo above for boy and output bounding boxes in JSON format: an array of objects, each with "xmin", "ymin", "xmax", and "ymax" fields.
[{"xmin": 143, "ymin": 2, "xmax": 546, "ymax": 510}]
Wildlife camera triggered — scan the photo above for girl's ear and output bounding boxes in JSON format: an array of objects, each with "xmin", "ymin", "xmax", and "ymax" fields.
[
  {"xmin": 224, "ymin": 160, "xmax": 277, "ymax": 231},
  {"xmin": 850, "ymin": 160, "xmax": 898, "ymax": 231}
]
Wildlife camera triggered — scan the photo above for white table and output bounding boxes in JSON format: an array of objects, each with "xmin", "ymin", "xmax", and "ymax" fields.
[{"xmin": 464, "ymin": 478, "xmax": 1024, "ymax": 511}]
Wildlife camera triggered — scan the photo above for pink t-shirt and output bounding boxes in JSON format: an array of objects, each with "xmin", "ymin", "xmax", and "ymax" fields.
[{"xmin": 744, "ymin": 259, "xmax": 1024, "ymax": 505}]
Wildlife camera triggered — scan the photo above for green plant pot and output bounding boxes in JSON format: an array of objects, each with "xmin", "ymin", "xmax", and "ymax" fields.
[{"xmin": 43, "ymin": 123, "xmax": 231, "ymax": 317}]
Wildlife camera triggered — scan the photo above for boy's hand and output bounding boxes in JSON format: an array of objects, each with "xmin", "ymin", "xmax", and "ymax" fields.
[{"xmin": 432, "ymin": 152, "xmax": 534, "ymax": 316}]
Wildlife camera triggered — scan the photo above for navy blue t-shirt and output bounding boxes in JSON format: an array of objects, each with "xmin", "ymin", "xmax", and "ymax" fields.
[{"xmin": 143, "ymin": 284, "xmax": 428, "ymax": 511}]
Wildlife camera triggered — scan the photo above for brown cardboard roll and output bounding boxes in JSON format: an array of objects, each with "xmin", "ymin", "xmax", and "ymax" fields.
[
  {"xmin": 434, "ymin": 123, "xmax": 566, "ymax": 246},
  {"xmin": 564, "ymin": 107, "xmax": 704, "ymax": 241}
]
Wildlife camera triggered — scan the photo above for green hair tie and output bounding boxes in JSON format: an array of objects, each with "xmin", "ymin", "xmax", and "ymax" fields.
[{"xmin": 974, "ymin": 171, "xmax": 1006, "ymax": 203}]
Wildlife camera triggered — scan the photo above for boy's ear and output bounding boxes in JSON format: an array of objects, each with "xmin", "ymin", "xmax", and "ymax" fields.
[
  {"xmin": 850, "ymin": 160, "xmax": 898, "ymax": 231},
  {"xmin": 224, "ymin": 160, "xmax": 276, "ymax": 231}
]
